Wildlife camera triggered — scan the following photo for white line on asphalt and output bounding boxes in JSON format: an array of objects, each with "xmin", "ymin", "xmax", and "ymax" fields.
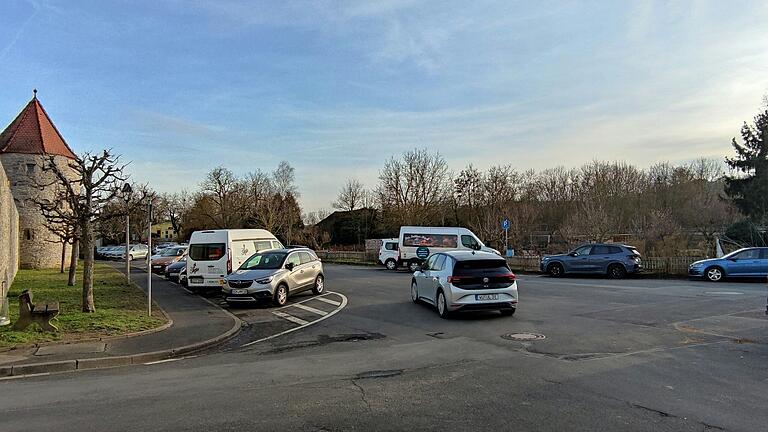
[
  {"xmin": 240, "ymin": 292, "xmax": 348, "ymax": 348},
  {"xmin": 291, "ymin": 303, "xmax": 328, "ymax": 316},
  {"xmin": 0, "ymin": 372, "xmax": 51, "ymax": 381},
  {"xmin": 272, "ymin": 310, "xmax": 310, "ymax": 325},
  {"xmin": 314, "ymin": 296, "xmax": 341, "ymax": 306},
  {"xmin": 277, "ymin": 292, "xmax": 339, "ymax": 310},
  {"xmin": 144, "ymin": 355, "xmax": 198, "ymax": 365}
]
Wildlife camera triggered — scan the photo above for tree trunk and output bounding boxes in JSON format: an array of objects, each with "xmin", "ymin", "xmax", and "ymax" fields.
[
  {"xmin": 82, "ymin": 221, "xmax": 96, "ymax": 313},
  {"xmin": 68, "ymin": 238, "xmax": 79, "ymax": 286},
  {"xmin": 60, "ymin": 241, "xmax": 67, "ymax": 273}
]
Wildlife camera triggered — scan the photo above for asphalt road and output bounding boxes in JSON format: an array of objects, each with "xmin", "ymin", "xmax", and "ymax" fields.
[{"xmin": 2, "ymin": 264, "xmax": 767, "ymax": 431}]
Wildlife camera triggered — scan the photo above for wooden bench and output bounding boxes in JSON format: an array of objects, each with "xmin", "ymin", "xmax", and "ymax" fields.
[{"xmin": 12, "ymin": 289, "xmax": 60, "ymax": 332}]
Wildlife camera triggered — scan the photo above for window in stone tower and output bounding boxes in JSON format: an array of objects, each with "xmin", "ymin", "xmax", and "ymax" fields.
[
  {"xmin": 26, "ymin": 163, "xmax": 36, "ymax": 174},
  {"xmin": 25, "ymin": 229, "xmax": 34, "ymax": 240}
]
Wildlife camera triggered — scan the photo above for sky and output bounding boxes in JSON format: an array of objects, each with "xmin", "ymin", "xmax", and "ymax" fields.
[{"xmin": 1, "ymin": 0, "xmax": 768, "ymax": 213}]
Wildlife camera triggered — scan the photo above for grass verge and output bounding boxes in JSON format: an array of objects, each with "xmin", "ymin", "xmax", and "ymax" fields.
[{"xmin": 0, "ymin": 263, "xmax": 167, "ymax": 348}]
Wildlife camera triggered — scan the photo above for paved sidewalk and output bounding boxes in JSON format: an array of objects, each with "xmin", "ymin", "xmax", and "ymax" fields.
[{"xmin": 0, "ymin": 263, "xmax": 241, "ymax": 376}]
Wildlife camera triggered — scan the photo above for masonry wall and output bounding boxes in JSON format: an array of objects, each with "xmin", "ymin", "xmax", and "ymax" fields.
[
  {"xmin": 0, "ymin": 154, "xmax": 73, "ymax": 270},
  {"xmin": 0, "ymin": 157, "xmax": 19, "ymax": 302}
]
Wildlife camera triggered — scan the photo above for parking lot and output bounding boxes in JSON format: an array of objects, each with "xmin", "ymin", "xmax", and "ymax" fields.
[{"xmin": 4, "ymin": 263, "xmax": 768, "ymax": 431}]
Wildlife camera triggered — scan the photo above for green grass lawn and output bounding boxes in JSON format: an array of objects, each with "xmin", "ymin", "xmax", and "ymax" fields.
[{"xmin": 0, "ymin": 263, "xmax": 167, "ymax": 348}]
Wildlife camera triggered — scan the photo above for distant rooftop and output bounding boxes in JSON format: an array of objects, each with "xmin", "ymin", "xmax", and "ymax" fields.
[{"xmin": 0, "ymin": 90, "xmax": 77, "ymax": 159}]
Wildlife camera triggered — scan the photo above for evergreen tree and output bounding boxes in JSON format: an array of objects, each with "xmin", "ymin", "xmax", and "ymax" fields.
[{"xmin": 724, "ymin": 106, "xmax": 768, "ymax": 224}]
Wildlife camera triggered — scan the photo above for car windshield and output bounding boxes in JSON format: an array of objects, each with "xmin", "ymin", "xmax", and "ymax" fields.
[
  {"xmin": 240, "ymin": 252, "xmax": 288, "ymax": 270},
  {"xmin": 723, "ymin": 248, "xmax": 749, "ymax": 259},
  {"xmin": 161, "ymin": 247, "xmax": 184, "ymax": 256}
]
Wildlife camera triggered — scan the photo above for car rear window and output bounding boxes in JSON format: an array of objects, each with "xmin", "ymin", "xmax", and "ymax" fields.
[
  {"xmin": 385, "ymin": 242, "xmax": 398, "ymax": 251},
  {"xmin": 189, "ymin": 243, "xmax": 225, "ymax": 261},
  {"xmin": 453, "ymin": 259, "xmax": 510, "ymax": 276}
]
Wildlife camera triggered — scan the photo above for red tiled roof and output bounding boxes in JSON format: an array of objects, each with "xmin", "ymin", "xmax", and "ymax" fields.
[{"xmin": 0, "ymin": 95, "xmax": 77, "ymax": 159}]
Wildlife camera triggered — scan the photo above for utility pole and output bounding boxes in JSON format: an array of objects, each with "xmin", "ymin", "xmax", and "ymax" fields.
[
  {"xmin": 122, "ymin": 183, "xmax": 133, "ymax": 284},
  {"xmin": 147, "ymin": 201, "xmax": 153, "ymax": 317}
]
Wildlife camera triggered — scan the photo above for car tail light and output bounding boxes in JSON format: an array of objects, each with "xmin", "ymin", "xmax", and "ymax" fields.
[
  {"xmin": 227, "ymin": 253, "xmax": 232, "ymax": 274},
  {"xmin": 501, "ymin": 273, "xmax": 517, "ymax": 282},
  {"xmin": 448, "ymin": 276, "xmax": 464, "ymax": 284}
]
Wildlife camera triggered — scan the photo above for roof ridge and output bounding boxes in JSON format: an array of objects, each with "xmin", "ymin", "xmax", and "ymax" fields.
[{"xmin": 34, "ymin": 98, "xmax": 77, "ymax": 158}]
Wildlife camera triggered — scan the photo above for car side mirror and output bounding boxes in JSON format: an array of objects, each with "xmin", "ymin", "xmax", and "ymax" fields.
[
  {"xmin": 285, "ymin": 262, "xmax": 295, "ymax": 271},
  {"xmin": 569, "ymin": 252, "xmax": 578, "ymax": 257}
]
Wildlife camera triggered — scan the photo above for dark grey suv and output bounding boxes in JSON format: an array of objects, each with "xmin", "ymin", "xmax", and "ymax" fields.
[{"xmin": 540, "ymin": 243, "xmax": 642, "ymax": 279}]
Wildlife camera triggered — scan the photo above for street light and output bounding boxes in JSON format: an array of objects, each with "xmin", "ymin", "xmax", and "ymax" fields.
[{"xmin": 122, "ymin": 183, "xmax": 133, "ymax": 284}]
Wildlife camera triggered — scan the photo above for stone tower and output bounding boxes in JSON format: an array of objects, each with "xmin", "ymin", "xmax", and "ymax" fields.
[{"xmin": 0, "ymin": 91, "xmax": 78, "ymax": 269}]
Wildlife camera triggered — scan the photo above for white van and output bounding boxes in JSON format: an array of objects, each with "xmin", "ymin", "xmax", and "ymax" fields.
[
  {"xmin": 398, "ymin": 226, "xmax": 499, "ymax": 272},
  {"xmin": 187, "ymin": 229, "xmax": 283, "ymax": 291},
  {"xmin": 378, "ymin": 238, "xmax": 399, "ymax": 270}
]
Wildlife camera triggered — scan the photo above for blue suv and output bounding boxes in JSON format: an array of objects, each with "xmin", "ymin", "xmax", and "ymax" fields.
[
  {"xmin": 689, "ymin": 247, "xmax": 768, "ymax": 282},
  {"xmin": 540, "ymin": 243, "xmax": 642, "ymax": 279}
]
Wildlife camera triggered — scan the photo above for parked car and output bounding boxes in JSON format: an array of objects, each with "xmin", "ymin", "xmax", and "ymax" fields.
[
  {"xmin": 121, "ymin": 244, "xmax": 149, "ymax": 261},
  {"xmin": 165, "ymin": 257, "xmax": 187, "ymax": 283},
  {"xmin": 103, "ymin": 246, "xmax": 125, "ymax": 260},
  {"xmin": 411, "ymin": 250, "xmax": 518, "ymax": 318},
  {"xmin": 223, "ymin": 248, "xmax": 324, "ymax": 306},
  {"xmin": 689, "ymin": 247, "xmax": 768, "ymax": 282},
  {"xmin": 540, "ymin": 243, "xmax": 642, "ymax": 279},
  {"xmin": 398, "ymin": 226, "xmax": 500, "ymax": 272},
  {"xmin": 187, "ymin": 229, "xmax": 283, "ymax": 292},
  {"xmin": 96, "ymin": 246, "xmax": 118, "ymax": 259},
  {"xmin": 151, "ymin": 246, "xmax": 187, "ymax": 274},
  {"xmin": 378, "ymin": 238, "xmax": 399, "ymax": 270},
  {"xmin": 153, "ymin": 242, "xmax": 178, "ymax": 255}
]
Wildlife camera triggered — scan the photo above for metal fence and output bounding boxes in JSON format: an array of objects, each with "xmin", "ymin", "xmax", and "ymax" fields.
[{"xmin": 318, "ymin": 250, "xmax": 704, "ymax": 276}]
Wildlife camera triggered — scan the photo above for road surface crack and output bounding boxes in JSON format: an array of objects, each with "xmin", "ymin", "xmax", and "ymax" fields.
[{"xmin": 350, "ymin": 379, "xmax": 372, "ymax": 412}]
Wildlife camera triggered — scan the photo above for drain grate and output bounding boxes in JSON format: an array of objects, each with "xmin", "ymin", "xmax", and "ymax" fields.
[{"xmin": 501, "ymin": 332, "xmax": 546, "ymax": 341}]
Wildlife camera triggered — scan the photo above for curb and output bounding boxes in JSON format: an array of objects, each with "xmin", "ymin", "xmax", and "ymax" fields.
[{"xmin": 0, "ymin": 309, "xmax": 242, "ymax": 378}]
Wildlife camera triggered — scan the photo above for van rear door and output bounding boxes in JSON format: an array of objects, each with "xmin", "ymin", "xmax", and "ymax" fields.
[{"xmin": 188, "ymin": 242, "xmax": 227, "ymax": 286}]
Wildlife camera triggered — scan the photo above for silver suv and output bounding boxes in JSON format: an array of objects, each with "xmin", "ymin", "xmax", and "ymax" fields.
[{"xmin": 223, "ymin": 248, "xmax": 324, "ymax": 306}]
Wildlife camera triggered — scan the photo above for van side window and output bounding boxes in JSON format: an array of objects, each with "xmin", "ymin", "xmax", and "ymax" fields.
[
  {"xmin": 461, "ymin": 235, "xmax": 479, "ymax": 249},
  {"xmin": 254, "ymin": 240, "xmax": 272, "ymax": 251},
  {"xmin": 272, "ymin": 241, "xmax": 284, "ymax": 249}
]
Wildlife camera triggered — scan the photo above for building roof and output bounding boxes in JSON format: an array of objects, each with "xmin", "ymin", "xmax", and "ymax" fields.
[{"xmin": 0, "ymin": 92, "xmax": 77, "ymax": 159}]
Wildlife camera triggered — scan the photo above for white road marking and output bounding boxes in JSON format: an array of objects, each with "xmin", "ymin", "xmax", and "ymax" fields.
[
  {"xmin": 315, "ymin": 296, "xmax": 341, "ymax": 306},
  {"xmin": 0, "ymin": 372, "xmax": 50, "ymax": 381},
  {"xmin": 291, "ymin": 303, "xmax": 328, "ymax": 316},
  {"xmin": 241, "ymin": 292, "xmax": 348, "ymax": 348},
  {"xmin": 273, "ymin": 310, "xmax": 310, "ymax": 325}
]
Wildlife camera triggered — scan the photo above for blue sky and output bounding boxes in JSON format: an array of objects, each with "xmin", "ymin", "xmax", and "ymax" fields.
[{"xmin": 1, "ymin": 0, "xmax": 768, "ymax": 213}]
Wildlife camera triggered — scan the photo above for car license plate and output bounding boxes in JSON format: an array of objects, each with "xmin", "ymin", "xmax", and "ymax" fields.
[
  {"xmin": 476, "ymin": 294, "xmax": 499, "ymax": 301},
  {"xmin": 153, "ymin": 265, "xmax": 162, "ymax": 269},
  {"xmin": 231, "ymin": 289, "xmax": 248, "ymax": 295}
]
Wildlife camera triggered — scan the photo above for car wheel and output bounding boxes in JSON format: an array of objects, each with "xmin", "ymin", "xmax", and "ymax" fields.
[
  {"xmin": 547, "ymin": 263, "xmax": 564, "ymax": 278},
  {"xmin": 385, "ymin": 259, "xmax": 397, "ymax": 271},
  {"xmin": 500, "ymin": 308, "xmax": 516, "ymax": 317},
  {"xmin": 408, "ymin": 260, "xmax": 420, "ymax": 272},
  {"xmin": 411, "ymin": 281, "xmax": 419, "ymax": 303},
  {"xmin": 705, "ymin": 266, "xmax": 724, "ymax": 282},
  {"xmin": 607, "ymin": 264, "xmax": 626, "ymax": 279},
  {"xmin": 273, "ymin": 284, "xmax": 289, "ymax": 306},
  {"xmin": 436, "ymin": 290, "xmax": 451, "ymax": 319},
  {"xmin": 312, "ymin": 275, "xmax": 325, "ymax": 295}
]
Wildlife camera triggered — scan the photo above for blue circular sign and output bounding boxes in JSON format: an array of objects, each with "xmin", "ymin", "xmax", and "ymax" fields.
[{"xmin": 416, "ymin": 246, "xmax": 430, "ymax": 259}]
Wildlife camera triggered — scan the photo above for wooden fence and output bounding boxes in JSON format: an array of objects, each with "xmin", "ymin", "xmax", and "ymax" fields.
[{"xmin": 318, "ymin": 250, "xmax": 703, "ymax": 276}]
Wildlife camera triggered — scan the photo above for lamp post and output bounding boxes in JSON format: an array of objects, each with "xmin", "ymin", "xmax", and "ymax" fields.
[{"xmin": 122, "ymin": 183, "xmax": 133, "ymax": 284}]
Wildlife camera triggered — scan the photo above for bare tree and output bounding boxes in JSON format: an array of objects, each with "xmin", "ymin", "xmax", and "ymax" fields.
[
  {"xmin": 38, "ymin": 150, "xmax": 130, "ymax": 312},
  {"xmin": 376, "ymin": 148, "xmax": 450, "ymax": 229},
  {"xmin": 333, "ymin": 178, "xmax": 366, "ymax": 211},
  {"xmin": 199, "ymin": 167, "xmax": 247, "ymax": 229}
]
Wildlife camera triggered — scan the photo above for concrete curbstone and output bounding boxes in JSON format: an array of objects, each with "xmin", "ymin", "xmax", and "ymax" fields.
[
  {"xmin": 130, "ymin": 349, "xmax": 174, "ymax": 365},
  {"xmin": 12, "ymin": 360, "xmax": 76, "ymax": 375},
  {"xmin": 0, "ymin": 365, "xmax": 13, "ymax": 377}
]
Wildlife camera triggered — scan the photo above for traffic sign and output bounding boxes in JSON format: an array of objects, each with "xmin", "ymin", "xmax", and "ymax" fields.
[{"xmin": 502, "ymin": 218, "xmax": 510, "ymax": 230}]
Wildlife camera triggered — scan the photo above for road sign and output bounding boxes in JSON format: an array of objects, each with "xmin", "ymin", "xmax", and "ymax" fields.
[
  {"xmin": 502, "ymin": 218, "xmax": 510, "ymax": 230},
  {"xmin": 416, "ymin": 247, "xmax": 430, "ymax": 259}
]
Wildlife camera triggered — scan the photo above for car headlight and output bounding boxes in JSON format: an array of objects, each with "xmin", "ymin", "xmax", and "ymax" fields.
[
  {"xmin": 255, "ymin": 276, "xmax": 273, "ymax": 284},
  {"xmin": 689, "ymin": 263, "xmax": 703, "ymax": 268}
]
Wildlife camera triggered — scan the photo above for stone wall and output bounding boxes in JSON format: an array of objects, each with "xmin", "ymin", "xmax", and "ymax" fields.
[
  {"xmin": 0, "ymin": 154, "xmax": 73, "ymax": 270},
  {"xmin": 0, "ymin": 157, "xmax": 19, "ymax": 302}
]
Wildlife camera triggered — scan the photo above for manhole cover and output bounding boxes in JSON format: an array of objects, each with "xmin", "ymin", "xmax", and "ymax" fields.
[{"xmin": 501, "ymin": 333, "xmax": 546, "ymax": 341}]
